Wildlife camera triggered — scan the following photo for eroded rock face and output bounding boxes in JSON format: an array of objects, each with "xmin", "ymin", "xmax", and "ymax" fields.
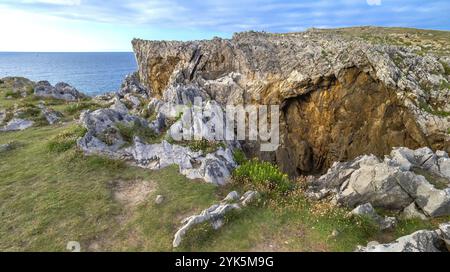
[
  {"xmin": 132, "ymin": 30, "xmax": 450, "ymax": 176},
  {"xmin": 306, "ymin": 147, "xmax": 450, "ymax": 217},
  {"xmin": 34, "ymin": 81, "xmax": 85, "ymax": 101}
]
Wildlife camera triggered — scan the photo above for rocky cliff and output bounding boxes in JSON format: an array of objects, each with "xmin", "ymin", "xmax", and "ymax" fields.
[{"xmin": 132, "ymin": 27, "xmax": 450, "ymax": 176}]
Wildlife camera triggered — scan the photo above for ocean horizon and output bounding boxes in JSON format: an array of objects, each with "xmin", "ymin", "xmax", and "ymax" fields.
[{"xmin": 0, "ymin": 52, "xmax": 138, "ymax": 96}]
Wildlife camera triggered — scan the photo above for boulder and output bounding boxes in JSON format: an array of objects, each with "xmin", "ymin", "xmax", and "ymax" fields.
[
  {"xmin": 38, "ymin": 104, "xmax": 62, "ymax": 125},
  {"xmin": 306, "ymin": 147, "xmax": 450, "ymax": 218},
  {"xmin": 357, "ymin": 223, "xmax": 450, "ymax": 252},
  {"xmin": 155, "ymin": 195, "xmax": 164, "ymax": 205},
  {"xmin": 401, "ymin": 203, "xmax": 428, "ymax": 220},
  {"xmin": 0, "ymin": 118, "xmax": 33, "ymax": 132},
  {"xmin": 350, "ymin": 203, "xmax": 397, "ymax": 231},
  {"xmin": 34, "ymin": 81, "xmax": 84, "ymax": 101}
]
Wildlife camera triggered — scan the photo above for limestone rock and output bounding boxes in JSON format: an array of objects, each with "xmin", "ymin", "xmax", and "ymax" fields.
[
  {"xmin": 0, "ymin": 118, "xmax": 33, "ymax": 132},
  {"xmin": 0, "ymin": 77, "xmax": 35, "ymax": 97},
  {"xmin": 350, "ymin": 203, "xmax": 397, "ymax": 231},
  {"xmin": 172, "ymin": 190, "xmax": 258, "ymax": 247},
  {"xmin": 118, "ymin": 73, "xmax": 150, "ymax": 99},
  {"xmin": 306, "ymin": 147, "xmax": 450, "ymax": 218},
  {"xmin": 133, "ymin": 29, "xmax": 450, "ymax": 175},
  {"xmin": 34, "ymin": 81, "xmax": 85, "ymax": 101},
  {"xmin": 356, "ymin": 223, "xmax": 450, "ymax": 252},
  {"xmin": 38, "ymin": 104, "xmax": 62, "ymax": 125},
  {"xmin": 401, "ymin": 203, "xmax": 428, "ymax": 220}
]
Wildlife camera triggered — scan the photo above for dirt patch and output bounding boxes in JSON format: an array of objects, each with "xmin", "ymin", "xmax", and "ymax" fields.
[
  {"xmin": 86, "ymin": 179, "xmax": 157, "ymax": 251},
  {"xmin": 112, "ymin": 179, "xmax": 156, "ymax": 208}
]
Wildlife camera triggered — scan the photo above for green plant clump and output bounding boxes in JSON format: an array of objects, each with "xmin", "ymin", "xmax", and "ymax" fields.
[
  {"xmin": 232, "ymin": 149, "xmax": 246, "ymax": 165},
  {"xmin": 233, "ymin": 159, "xmax": 292, "ymax": 194},
  {"xmin": 116, "ymin": 120, "xmax": 157, "ymax": 144},
  {"xmin": 47, "ymin": 125, "xmax": 87, "ymax": 152}
]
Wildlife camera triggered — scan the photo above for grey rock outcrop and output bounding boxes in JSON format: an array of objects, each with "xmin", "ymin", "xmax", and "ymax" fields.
[
  {"xmin": 306, "ymin": 147, "xmax": 450, "ymax": 217},
  {"xmin": 356, "ymin": 223, "xmax": 450, "ymax": 252},
  {"xmin": 38, "ymin": 104, "xmax": 62, "ymax": 125},
  {"xmin": 118, "ymin": 73, "xmax": 150, "ymax": 99},
  {"xmin": 34, "ymin": 81, "xmax": 85, "ymax": 101},
  {"xmin": 0, "ymin": 77, "xmax": 35, "ymax": 97},
  {"xmin": 0, "ymin": 118, "xmax": 33, "ymax": 132},
  {"xmin": 173, "ymin": 190, "xmax": 259, "ymax": 247},
  {"xmin": 350, "ymin": 203, "xmax": 397, "ymax": 231},
  {"xmin": 77, "ymin": 109, "xmax": 237, "ymax": 185}
]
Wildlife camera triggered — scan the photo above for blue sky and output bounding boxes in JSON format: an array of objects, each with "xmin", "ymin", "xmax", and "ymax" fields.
[{"xmin": 0, "ymin": 0, "xmax": 449, "ymax": 52}]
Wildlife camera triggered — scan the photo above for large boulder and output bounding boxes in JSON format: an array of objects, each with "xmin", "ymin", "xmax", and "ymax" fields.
[
  {"xmin": 34, "ymin": 81, "xmax": 85, "ymax": 101},
  {"xmin": 0, "ymin": 118, "xmax": 33, "ymax": 132},
  {"xmin": 306, "ymin": 147, "xmax": 450, "ymax": 217},
  {"xmin": 356, "ymin": 223, "xmax": 450, "ymax": 252},
  {"xmin": 0, "ymin": 77, "xmax": 35, "ymax": 97}
]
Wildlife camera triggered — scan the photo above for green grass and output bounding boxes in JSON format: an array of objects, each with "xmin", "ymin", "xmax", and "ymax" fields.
[
  {"xmin": 116, "ymin": 120, "xmax": 158, "ymax": 144},
  {"xmin": 233, "ymin": 159, "xmax": 292, "ymax": 194},
  {"xmin": 0, "ymin": 123, "xmax": 447, "ymax": 251},
  {"xmin": 232, "ymin": 149, "xmax": 246, "ymax": 165}
]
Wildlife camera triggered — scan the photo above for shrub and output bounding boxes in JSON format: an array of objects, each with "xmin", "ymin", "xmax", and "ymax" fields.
[
  {"xmin": 4, "ymin": 90, "xmax": 22, "ymax": 99},
  {"xmin": 187, "ymin": 139, "xmax": 225, "ymax": 154},
  {"xmin": 116, "ymin": 120, "xmax": 157, "ymax": 144},
  {"xmin": 233, "ymin": 159, "xmax": 292, "ymax": 194},
  {"xmin": 47, "ymin": 125, "xmax": 87, "ymax": 152},
  {"xmin": 63, "ymin": 101, "xmax": 99, "ymax": 115},
  {"xmin": 232, "ymin": 149, "xmax": 246, "ymax": 165}
]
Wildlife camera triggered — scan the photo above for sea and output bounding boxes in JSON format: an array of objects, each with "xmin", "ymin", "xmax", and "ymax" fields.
[{"xmin": 0, "ymin": 52, "xmax": 137, "ymax": 96}]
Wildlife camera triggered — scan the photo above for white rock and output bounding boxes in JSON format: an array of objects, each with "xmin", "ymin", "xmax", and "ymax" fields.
[{"xmin": 0, "ymin": 118, "xmax": 33, "ymax": 132}]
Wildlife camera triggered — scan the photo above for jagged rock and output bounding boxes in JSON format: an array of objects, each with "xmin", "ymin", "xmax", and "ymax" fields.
[
  {"xmin": 402, "ymin": 203, "xmax": 428, "ymax": 220},
  {"xmin": 109, "ymin": 98, "xmax": 129, "ymax": 114},
  {"xmin": 172, "ymin": 190, "xmax": 258, "ymax": 247},
  {"xmin": 37, "ymin": 104, "xmax": 62, "ymax": 125},
  {"xmin": 155, "ymin": 195, "xmax": 164, "ymax": 205},
  {"xmin": 356, "ymin": 223, "xmax": 450, "ymax": 252},
  {"xmin": 350, "ymin": 203, "xmax": 397, "ymax": 231},
  {"xmin": 77, "ymin": 109, "xmax": 150, "ymax": 154},
  {"xmin": 240, "ymin": 191, "xmax": 260, "ymax": 206},
  {"xmin": 133, "ymin": 29, "xmax": 450, "ymax": 175},
  {"xmin": 34, "ymin": 81, "xmax": 84, "ymax": 101},
  {"xmin": 306, "ymin": 148, "xmax": 450, "ymax": 217},
  {"xmin": 127, "ymin": 139, "xmax": 236, "ymax": 185},
  {"xmin": 223, "ymin": 191, "xmax": 240, "ymax": 202},
  {"xmin": 0, "ymin": 118, "xmax": 33, "ymax": 132},
  {"xmin": 118, "ymin": 73, "xmax": 150, "ymax": 99}
]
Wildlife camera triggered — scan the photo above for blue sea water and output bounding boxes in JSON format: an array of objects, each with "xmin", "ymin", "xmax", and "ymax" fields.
[{"xmin": 0, "ymin": 52, "xmax": 137, "ymax": 96}]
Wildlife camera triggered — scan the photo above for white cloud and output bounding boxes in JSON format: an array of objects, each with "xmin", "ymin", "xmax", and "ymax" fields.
[{"xmin": 366, "ymin": 0, "xmax": 382, "ymax": 6}]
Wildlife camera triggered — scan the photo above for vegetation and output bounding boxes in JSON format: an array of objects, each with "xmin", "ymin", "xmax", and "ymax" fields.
[
  {"xmin": 116, "ymin": 120, "xmax": 158, "ymax": 144},
  {"xmin": 233, "ymin": 159, "xmax": 292, "ymax": 194},
  {"xmin": 47, "ymin": 125, "xmax": 87, "ymax": 153},
  {"xmin": 232, "ymin": 149, "xmax": 246, "ymax": 165}
]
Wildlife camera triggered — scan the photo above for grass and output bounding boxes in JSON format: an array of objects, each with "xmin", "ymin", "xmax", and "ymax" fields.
[
  {"xmin": 0, "ymin": 123, "xmax": 448, "ymax": 252},
  {"xmin": 116, "ymin": 120, "xmax": 158, "ymax": 144}
]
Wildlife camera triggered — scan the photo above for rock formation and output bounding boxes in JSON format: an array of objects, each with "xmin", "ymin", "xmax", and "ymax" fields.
[
  {"xmin": 132, "ymin": 29, "xmax": 450, "ymax": 176},
  {"xmin": 306, "ymin": 147, "xmax": 450, "ymax": 217},
  {"xmin": 173, "ymin": 190, "xmax": 259, "ymax": 247},
  {"xmin": 34, "ymin": 81, "xmax": 85, "ymax": 101},
  {"xmin": 356, "ymin": 222, "xmax": 450, "ymax": 252}
]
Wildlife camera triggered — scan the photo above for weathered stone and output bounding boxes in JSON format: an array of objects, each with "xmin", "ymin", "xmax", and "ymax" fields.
[
  {"xmin": 307, "ymin": 148, "xmax": 450, "ymax": 218},
  {"xmin": 38, "ymin": 104, "xmax": 62, "ymax": 125},
  {"xmin": 356, "ymin": 225, "xmax": 449, "ymax": 252},
  {"xmin": 0, "ymin": 118, "xmax": 33, "ymax": 132},
  {"xmin": 34, "ymin": 81, "xmax": 85, "ymax": 101},
  {"xmin": 172, "ymin": 190, "xmax": 258, "ymax": 247},
  {"xmin": 118, "ymin": 73, "xmax": 150, "ymax": 99},
  {"xmin": 0, "ymin": 77, "xmax": 35, "ymax": 97},
  {"xmin": 402, "ymin": 203, "xmax": 428, "ymax": 220},
  {"xmin": 350, "ymin": 203, "xmax": 397, "ymax": 231},
  {"xmin": 133, "ymin": 29, "xmax": 450, "ymax": 175}
]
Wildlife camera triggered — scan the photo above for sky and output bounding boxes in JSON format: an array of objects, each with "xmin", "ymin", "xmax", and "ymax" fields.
[{"xmin": 0, "ymin": 0, "xmax": 449, "ymax": 52}]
